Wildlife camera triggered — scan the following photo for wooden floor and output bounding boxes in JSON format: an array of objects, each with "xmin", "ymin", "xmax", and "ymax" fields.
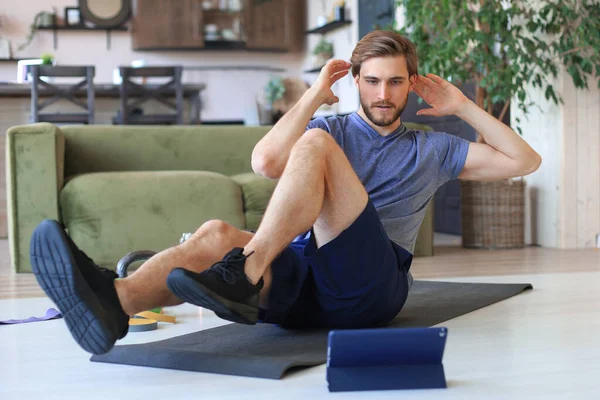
[
  {"xmin": 3, "ymin": 237, "xmax": 599, "ymax": 299},
  {"xmin": 2, "ymin": 237, "xmax": 600, "ymax": 399}
]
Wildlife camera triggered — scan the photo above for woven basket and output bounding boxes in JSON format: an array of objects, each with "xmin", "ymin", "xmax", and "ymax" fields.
[{"xmin": 460, "ymin": 179, "xmax": 526, "ymax": 249}]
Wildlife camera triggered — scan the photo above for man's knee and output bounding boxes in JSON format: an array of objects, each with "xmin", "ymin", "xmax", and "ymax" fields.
[
  {"xmin": 192, "ymin": 219, "xmax": 232, "ymax": 240},
  {"xmin": 294, "ymin": 128, "xmax": 337, "ymax": 156}
]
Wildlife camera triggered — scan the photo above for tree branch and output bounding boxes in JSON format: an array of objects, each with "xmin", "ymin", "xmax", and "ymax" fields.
[
  {"xmin": 498, "ymin": 99, "xmax": 511, "ymax": 122},
  {"xmin": 557, "ymin": 47, "xmax": 583, "ymax": 58}
]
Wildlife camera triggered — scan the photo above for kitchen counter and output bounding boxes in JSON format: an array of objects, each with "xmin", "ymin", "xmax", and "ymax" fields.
[
  {"xmin": 0, "ymin": 82, "xmax": 206, "ymax": 123},
  {"xmin": 0, "ymin": 82, "xmax": 205, "ymax": 97}
]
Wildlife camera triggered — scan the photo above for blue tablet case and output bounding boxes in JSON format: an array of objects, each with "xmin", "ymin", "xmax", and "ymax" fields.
[{"xmin": 326, "ymin": 327, "xmax": 448, "ymax": 392}]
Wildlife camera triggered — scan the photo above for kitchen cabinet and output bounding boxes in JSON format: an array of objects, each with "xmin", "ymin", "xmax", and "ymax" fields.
[
  {"xmin": 132, "ymin": 0, "xmax": 304, "ymax": 52},
  {"xmin": 246, "ymin": 0, "xmax": 305, "ymax": 51},
  {"xmin": 133, "ymin": 0, "xmax": 204, "ymax": 50}
]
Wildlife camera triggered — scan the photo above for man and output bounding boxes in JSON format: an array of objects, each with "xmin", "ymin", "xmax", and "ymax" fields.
[{"xmin": 30, "ymin": 31, "xmax": 541, "ymax": 356}]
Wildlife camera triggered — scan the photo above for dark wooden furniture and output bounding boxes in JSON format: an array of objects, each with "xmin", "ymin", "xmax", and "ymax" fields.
[
  {"xmin": 30, "ymin": 65, "xmax": 95, "ymax": 124},
  {"xmin": 116, "ymin": 66, "xmax": 184, "ymax": 125},
  {"xmin": 133, "ymin": 0, "xmax": 204, "ymax": 50},
  {"xmin": 132, "ymin": 0, "xmax": 305, "ymax": 52}
]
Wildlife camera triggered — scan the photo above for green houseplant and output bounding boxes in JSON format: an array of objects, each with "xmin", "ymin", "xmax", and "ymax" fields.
[
  {"xmin": 396, "ymin": 0, "xmax": 600, "ymax": 248},
  {"xmin": 313, "ymin": 37, "xmax": 334, "ymax": 66},
  {"xmin": 259, "ymin": 76, "xmax": 286, "ymax": 124},
  {"xmin": 40, "ymin": 53, "xmax": 54, "ymax": 65},
  {"xmin": 264, "ymin": 76, "xmax": 286, "ymax": 108},
  {"xmin": 17, "ymin": 9, "xmax": 56, "ymax": 51}
]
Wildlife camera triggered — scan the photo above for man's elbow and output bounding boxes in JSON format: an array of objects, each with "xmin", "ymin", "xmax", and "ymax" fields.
[
  {"xmin": 251, "ymin": 152, "xmax": 283, "ymax": 180},
  {"xmin": 521, "ymin": 152, "xmax": 542, "ymax": 176}
]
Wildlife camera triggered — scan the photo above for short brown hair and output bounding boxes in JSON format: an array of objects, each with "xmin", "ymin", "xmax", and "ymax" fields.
[{"xmin": 350, "ymin": 30, "xmax": 418, "ymax": 78}]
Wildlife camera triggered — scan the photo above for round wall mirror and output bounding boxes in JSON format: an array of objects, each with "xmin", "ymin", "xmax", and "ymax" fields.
[{"xmin": 78, "ymin": 0, "xmax": 131, "ymax": 28}]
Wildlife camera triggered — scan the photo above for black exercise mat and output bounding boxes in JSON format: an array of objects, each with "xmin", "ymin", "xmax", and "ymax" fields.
[{"xmin": 91, "ymin": 280, "xmax": 532, "ymax": 379}]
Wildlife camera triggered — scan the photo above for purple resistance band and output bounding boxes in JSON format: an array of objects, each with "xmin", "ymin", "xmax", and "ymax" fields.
[{"xmin": 0, "ymin": 308, "xmax": 62, "ymax": 325}]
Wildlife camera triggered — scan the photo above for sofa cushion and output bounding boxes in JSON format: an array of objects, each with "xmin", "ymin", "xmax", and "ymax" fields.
[
  {"xmin": 60, "ymin": 171, "xmax": 245, "ymax": 270},
  {"xmin": 230, "ymin": 173, "xmax": 277, "ymax": 231}
]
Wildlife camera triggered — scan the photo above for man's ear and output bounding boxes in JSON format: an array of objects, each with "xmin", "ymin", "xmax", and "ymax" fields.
[
  {"xmin": 354, "ymin": 73, "xmax": 360, "ymax": 89},
  {"xmin": 409, "ymin": 75, "xmax": 417, "ymax": 92}
]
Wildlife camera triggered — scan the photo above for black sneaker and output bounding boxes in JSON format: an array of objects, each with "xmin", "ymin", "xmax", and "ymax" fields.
[
  {"xmin": 29, "ymin": 220, "xmax": 129, "ymax": 355},
  {"xmin": 166, "ymin": 248, "xmax": 263, "ymax": 325}
]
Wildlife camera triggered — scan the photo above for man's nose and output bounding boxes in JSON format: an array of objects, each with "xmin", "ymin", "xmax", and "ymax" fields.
[{"xmin": 378, "ymin": 83, "xmax": 391, "ymax": 100}]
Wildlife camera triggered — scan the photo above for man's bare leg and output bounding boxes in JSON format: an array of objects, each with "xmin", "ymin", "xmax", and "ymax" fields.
[
  {"xmin": 115, "ymin": 221, "xmax": 260, "ymax": 315},
  {"xmin": 117, "ymin": 127, "xmax": 364, "ymax": 316},
  {"xmin": 124, "ymin": 127, "xmax": 369, "ymax": 315},
  {"xmin": 163, "ymin": 128, "xmax": 369, "ymax": 324},
  {"xmin": 29, "ymin": 217, "xmax": 267, "ymax": 355},
  {"xmin": 243, "ymin": 128, "xmax": 369, "ymax": 284}
]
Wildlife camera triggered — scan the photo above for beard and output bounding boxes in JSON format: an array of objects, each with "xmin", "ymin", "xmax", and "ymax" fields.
[{"xmin": 360, "ymin": 93, "xmax": 408, "ymax": 127}]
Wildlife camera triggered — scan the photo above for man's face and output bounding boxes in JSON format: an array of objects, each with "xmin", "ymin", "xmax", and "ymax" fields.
[{"xmin": 355, "ymin": 55, "xmax": 414, "ymax": 127}]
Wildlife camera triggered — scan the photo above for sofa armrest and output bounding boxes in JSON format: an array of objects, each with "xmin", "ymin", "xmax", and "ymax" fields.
[{"xmin": 6, "ymin": 122, "xmax": 65, "ymax": 273}]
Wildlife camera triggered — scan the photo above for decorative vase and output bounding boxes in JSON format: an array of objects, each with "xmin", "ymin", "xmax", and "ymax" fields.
[{"xmin": 38, "ymin": 12, "xmax": 55, "ymax": 27}]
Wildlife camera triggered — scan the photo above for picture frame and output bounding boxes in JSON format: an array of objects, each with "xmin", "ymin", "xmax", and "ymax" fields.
[{"xmin": 64, "ymin": 7, "xmax": 82, "ymax": 26}]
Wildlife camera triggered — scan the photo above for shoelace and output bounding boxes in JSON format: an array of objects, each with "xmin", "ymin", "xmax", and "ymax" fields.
[{"xmin": 211, "ymin": 251, "xmax": 254, "ymax": 284}]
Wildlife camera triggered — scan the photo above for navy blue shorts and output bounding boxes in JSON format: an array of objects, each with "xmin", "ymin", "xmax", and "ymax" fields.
[{"xmin": 259, "ymin": 200, "xmax": 413, "ymax": 329}]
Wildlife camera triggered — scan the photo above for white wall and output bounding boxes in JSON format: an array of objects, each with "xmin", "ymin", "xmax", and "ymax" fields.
[
  {"xmin": 516, "ymin": 68, "xmax": 600, "ymax": 249},
  {"xmin": 559, "ymin": 70, "xmax": 600, "ymax": 248},
  {"xmin": 514, "ymin": 77, "xmax": 563, "ymax": 248}
]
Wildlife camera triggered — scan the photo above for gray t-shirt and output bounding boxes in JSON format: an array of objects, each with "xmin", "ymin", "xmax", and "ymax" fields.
[{"xmin": 306, "ymin": 112, "xmax": 470, "ymax": 254}]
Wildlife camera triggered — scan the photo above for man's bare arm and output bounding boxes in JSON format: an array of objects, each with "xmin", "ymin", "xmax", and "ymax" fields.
[
  {"xmin": 455, "ymin": 101, "xmax": 541, "ymax": 180},
  {"xmin": 413, "ymin": 74, "xmax": 541, "ymax": 180},
  {"xmin": 252, "ymin": 60, "xmax": 351, "ymax": 179}
]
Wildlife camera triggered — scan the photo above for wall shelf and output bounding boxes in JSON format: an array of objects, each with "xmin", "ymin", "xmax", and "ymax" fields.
[
  {"xmin": 135, "ymin": 41, "xmax": 288, "ymax": 53},
  {"xmin": 37, "ymin": 25, "xmax": 128, "ymax": 50},
  {"xmin": 37, "ymin": 25, "xmax": 128, "ymax": 31},
  {"xmin": 203, "ymin": 9, "xmax": 244, "ymax": 15},
  {"xmin": 203, "ymin": 40, "xmax": 247, "ymax": 50},
  {"xmin": 305, "ymin": 20, "xmax": 352, "ymax": 35},
  {"xmin": 0, "ymin": 58, "xmax": 38, "ymax": 62}
]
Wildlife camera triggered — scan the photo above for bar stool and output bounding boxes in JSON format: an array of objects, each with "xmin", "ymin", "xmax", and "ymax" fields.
[
  {"xmin": 30, "ymin": 65, "xmax": 95, "ymax": 124},
  {"xmin": 114, "ymin": 66, "xmax": 184, "ymax": 125}
]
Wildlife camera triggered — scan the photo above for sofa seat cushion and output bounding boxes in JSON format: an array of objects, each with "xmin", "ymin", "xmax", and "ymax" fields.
[
  {"xmin": 60, "ymin": 171, "xmax": 244, "ymax": 270},
  {"xmin": 230, "ymin": 173, "xmax": 277, "ymax": 231}
]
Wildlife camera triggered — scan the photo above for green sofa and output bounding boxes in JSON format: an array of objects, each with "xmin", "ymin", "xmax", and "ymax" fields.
[{"xmin": 6, "ymin": 122, "xmax": 434, "ymax": 274}]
